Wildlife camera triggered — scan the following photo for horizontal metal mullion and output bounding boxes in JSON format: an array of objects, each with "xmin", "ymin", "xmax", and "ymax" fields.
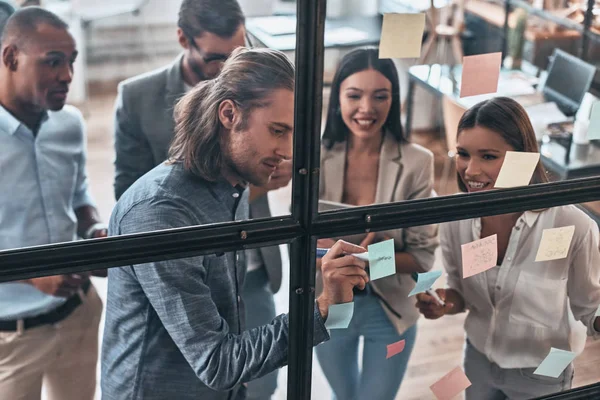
[
  {"xmin": 533, "ymin": 382, "xmax": 600, "ymax": 399},
  {"xmin": 3, "ymin": 177, "xmax": 600, "ymax": 282},
  {"xmin": 0, "ymin": 217, "xmax": 302, "ymax": 283},
  {"xmin": 314, "ymin": 177, "xmax": 600, "ymax": 237}
]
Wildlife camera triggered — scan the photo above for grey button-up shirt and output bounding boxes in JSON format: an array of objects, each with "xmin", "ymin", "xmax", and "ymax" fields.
[{"xmin": 101, "ymin": 162, "xmax": 329, "ymax": 400}]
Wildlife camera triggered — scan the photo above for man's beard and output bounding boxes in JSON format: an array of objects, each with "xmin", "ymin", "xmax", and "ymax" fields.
[
  {"xmin": 223, "ymin": 151, "xmax": 270, "ymax": 187},
  {"xmin": 189, "ymin": 58, "xmax": 208, "ymax": 82}
]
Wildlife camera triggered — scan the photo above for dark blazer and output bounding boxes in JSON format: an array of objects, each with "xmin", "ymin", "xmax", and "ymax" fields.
[{"xmin": 113, "ymin": 54, "xmax": 282, "ymax": 293}]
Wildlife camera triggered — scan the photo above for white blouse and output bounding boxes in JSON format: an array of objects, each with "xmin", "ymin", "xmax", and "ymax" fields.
[{"xmin": 441, "ymin": 205, "xmax": 600, "ymax": 369}]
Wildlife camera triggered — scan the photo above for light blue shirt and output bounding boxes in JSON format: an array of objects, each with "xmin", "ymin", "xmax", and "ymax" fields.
[{"xmin": 0, "ymin": 104, "xmax": 95, "ymax": 320}]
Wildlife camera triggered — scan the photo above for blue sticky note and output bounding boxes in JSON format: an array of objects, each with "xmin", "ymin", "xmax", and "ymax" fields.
[
  {"xmin": 368, "ymin": 239, "xmax": 396, "ymax": 281},
  {"xmin": 589, "ymin": 102, "xmax": 600, "ymax": 141},
  {"xmin": 325, "ymin": 302, "xmax": 354, "ymax": 329},
  {"xmin": 534, "ymin": 348, "xmax": 577, "ymax": 378},
  {"xmin": 408, "ymin": 270, "xmax": 442, "ymax": 297}
]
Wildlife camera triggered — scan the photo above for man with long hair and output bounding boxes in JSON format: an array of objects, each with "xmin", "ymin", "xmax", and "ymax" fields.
[
  {"xmin": 112, "ymin": 3, "xmax": 289, "ymax": 397},
  {"xmin": 101, "ymin": 47, "xmax": 370, "ymax": 400}
]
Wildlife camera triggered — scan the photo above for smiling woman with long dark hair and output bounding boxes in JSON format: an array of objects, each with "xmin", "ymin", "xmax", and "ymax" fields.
[
  {"xmin": 316, "ymin": 47, "xmax": 438, "ymax": 400},
  {"xmin": 416, "ymin": 97, "xmax": 600, "ymax": 400}
]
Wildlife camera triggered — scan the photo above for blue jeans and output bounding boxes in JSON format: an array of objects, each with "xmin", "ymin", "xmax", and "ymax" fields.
[
  {"xmin": 242, "ymin": 268, "xmax": 278, "ymax": 400},
  {"xmin": 464, "ymin": 339, "xmax": 574, "ymax": 400},
  {"xmin": 315, "ymin": 291, "xmax": 417, "ymax": 400}
]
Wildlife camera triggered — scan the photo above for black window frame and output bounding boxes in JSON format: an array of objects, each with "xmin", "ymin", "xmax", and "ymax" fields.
[{"xmin": 1, "ymin": 1, "xmax": 600, "ymax": 398}]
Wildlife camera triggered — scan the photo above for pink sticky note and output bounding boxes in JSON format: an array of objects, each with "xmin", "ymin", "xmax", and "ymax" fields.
[
  {"xmin": 461, "ymin": 234, "xmax": 498, "ymax": 278},
  {"xmin": 459, "ymin": 52, "xmax": 502, "ymax": 98},
  {"xmin": 430, "ymin": 366, "xmax": 472, "ymax": 400},
  {"xmin": 386, "ymin": 339, "xmax": 406, "ymax": 359}
]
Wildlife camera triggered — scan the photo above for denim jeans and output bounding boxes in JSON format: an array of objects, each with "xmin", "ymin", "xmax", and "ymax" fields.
[
  {"xmin": 464, "ymin": 339, "xmax": 574, "ymax": 400},
  {"xmin": 315, "ymin": 290, "xmax": 417, "ymax": 400}
]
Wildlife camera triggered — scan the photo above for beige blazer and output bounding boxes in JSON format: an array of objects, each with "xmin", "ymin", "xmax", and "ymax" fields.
[{"xmin": 319, "ymin": 132, "xmax": 439, "ymax": 334}]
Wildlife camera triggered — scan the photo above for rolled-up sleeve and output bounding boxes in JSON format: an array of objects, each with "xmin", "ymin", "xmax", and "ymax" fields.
[
  {"xmin": 72, "ymin": 112, "xmax": 96, "ymax": 209},
  {"xmin": 567, "ymin": 223, "xmax": 600, "ymax": 339},
  {"xmin": 119, "ymin": 200, "xmax": 329, "ymax": 391},
  {"xmin": 403, "ymin": 155, "xmax": 439, "ymax": 271}
]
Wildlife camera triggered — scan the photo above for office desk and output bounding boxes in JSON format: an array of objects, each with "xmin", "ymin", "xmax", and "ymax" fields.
[
  {"xmin": 406, "ymin": 63, "xmax": 600, "ymax": 181},
  {"xmin": 541, "ymin": 140, "xmax": 600, "ymax": 180},
  {"xmin": 246, "ymin": 15, "xmax": 382, "ymax": 52}
]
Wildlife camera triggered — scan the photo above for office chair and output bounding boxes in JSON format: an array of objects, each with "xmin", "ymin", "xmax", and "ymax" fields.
[{"xmin": 420, "ymin": 0, "xmax": 464, "ymax": 65}]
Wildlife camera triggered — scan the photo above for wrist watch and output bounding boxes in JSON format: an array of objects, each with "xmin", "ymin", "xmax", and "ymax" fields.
[{"xmin": 84, "ymin": 222, "xmax": 108, "ymax": 239}]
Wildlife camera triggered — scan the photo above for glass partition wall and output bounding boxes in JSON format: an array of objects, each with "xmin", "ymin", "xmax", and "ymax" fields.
[{"xmin": 3, "ymin": 1, "xmax": 600, "ymax": 399}]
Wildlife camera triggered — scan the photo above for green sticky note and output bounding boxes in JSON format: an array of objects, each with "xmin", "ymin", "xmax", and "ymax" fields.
[
  {"xmin": 589, "ymin": 102, "xmax": 600, "ymax": 141},
  {"xmin": 368, "ymin": 239, "xmax": 396, "ymax": 281},
  {"xmin": 325, "ymin": 302, "xmax": 354, "ymax": 329},
  {"xmin": 534, "ymin": 348, "xmax": 576, "ymax": 378}
]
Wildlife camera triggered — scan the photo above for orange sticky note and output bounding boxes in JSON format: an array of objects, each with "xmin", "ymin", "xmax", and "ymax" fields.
[
  {"xmin": 459, "ymin": 52, "xmax": 502, "ymax": 98},
  {"xmin": 386, "ymin": 339, "xmax": 406, "ymax": 359},
  {"xmin": 430, "ymin": 366, "xmax": 472, "ymax": 400},
  {"xmin": 461, "ymin": 234, "xmax": 498, "ymax": 278}
]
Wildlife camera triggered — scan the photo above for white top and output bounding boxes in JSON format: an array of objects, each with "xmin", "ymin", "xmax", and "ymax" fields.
[{"xmin": 441, "ymin": 205, "xmax": 600, "ymax": 368}]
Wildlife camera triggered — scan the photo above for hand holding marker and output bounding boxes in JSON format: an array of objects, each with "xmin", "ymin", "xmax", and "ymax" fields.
[
  {"xmin": 411, "ymin": 272, "xmax": 445, "ymax": 307},
  {"xmin": 316, "ymin": 247, "xmax": 445, "ymax": 307},
  {"xmin": 316, "ymin": 247, "xmax": 369, "ymax": 262}
]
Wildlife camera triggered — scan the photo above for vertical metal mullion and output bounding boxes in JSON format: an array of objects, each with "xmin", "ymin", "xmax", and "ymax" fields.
[
  {"xmin": 288, "ymin": 0, "xmax": 326, "ymax": 399},
  {"xmin": 580, "ymin": 0, "xmax": 595, "ymax": 61},
  {"xmin": 502, "ymin": 0, "xmax": 511, "ymax": 59}
]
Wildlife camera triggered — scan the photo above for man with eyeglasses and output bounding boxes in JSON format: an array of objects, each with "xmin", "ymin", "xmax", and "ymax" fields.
[{"xmin": 112, "ymin": 1, "xmax": 290, "ymax": 399}]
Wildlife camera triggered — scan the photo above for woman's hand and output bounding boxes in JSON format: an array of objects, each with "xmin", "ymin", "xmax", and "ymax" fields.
[{"xmin": 415, "ymin": 289, "xmax": 455, "ymax": 319}]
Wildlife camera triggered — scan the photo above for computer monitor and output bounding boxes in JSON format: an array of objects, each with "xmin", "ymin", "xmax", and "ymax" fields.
[{"xmin": 543, "ymin": 49, "xmax": 596, "ymax": 117}]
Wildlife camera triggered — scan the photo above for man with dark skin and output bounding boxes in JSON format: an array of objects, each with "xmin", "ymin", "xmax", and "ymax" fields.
[{"xmin": 0, "ymin": 8, "xmax": 106, "ymax": 399}]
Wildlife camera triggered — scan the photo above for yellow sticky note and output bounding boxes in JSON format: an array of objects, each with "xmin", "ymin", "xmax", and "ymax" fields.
[
  {"xmin": 459, "ymin": 52, "xmax": 502, "ymax": 98},
  {"xmin": 379, "ymin": 13, "xmax": 426, "ymax": 59},
  {"xmin": 494, "ymin": 151, "xmax": 540, "ymax": 188},
  {"xmin": 535, "ymin": 226, "xmax": 575, "ymax": 262}
]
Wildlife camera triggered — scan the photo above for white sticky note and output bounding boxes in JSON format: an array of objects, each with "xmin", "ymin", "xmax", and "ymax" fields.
[
  {"xmin": 535, "ymin": 225, "xmax": 575, "ymax": 262},
  {"xmin": 494, "ymin": 151, "xmax": 540, "ymax": 188},
  {"xmin": 461, "ymin": 234, "xmax": 498, "ymax": 278},
  {"xmin": 595, "ymin": 304, "xmax": 600, "ymax": 317},
  {"xmin": 324, "ymin": 302, "xmax": 354, "ymax": 329},
  {"xmin": 379, "ymin": 13, "xmax": 426, "ymax": 59},
  {"xmin": 534, "ymin": 348, "xmax": 576, "ymax": 378}
]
